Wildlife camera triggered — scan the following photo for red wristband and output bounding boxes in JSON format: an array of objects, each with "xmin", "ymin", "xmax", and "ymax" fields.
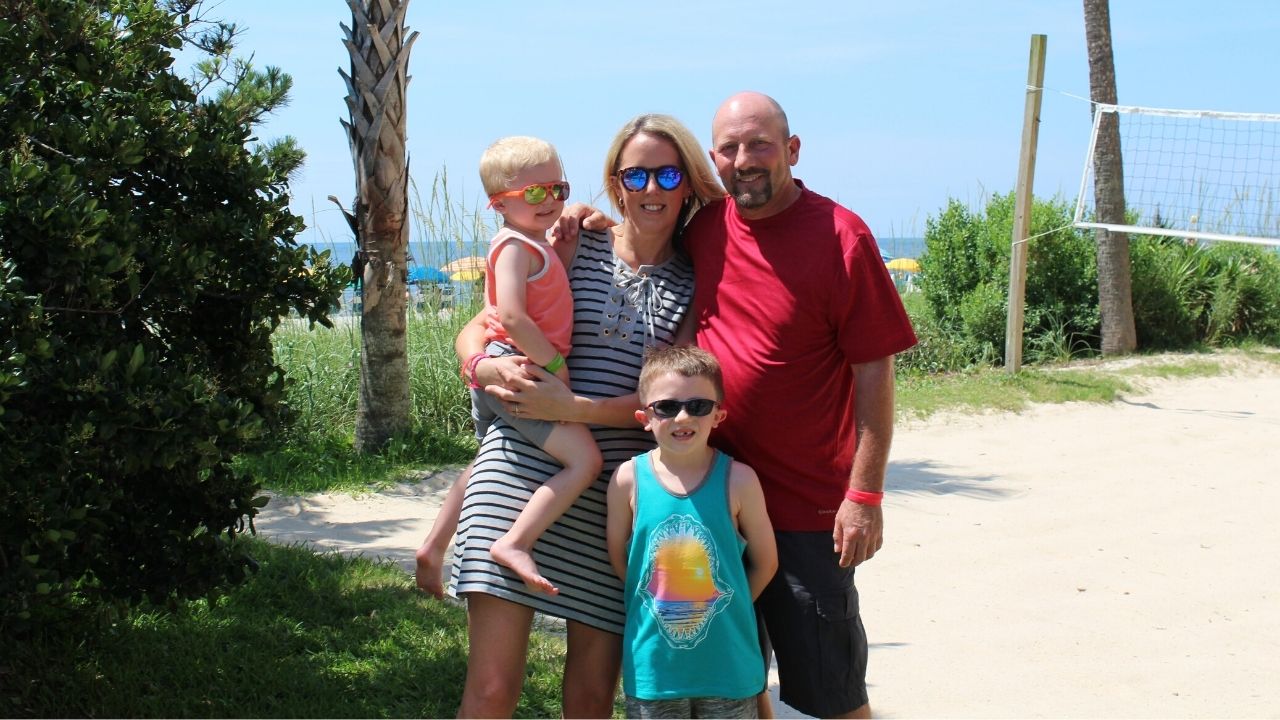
[
  {"xmin": 462, "ymin": 352, "xmax": 487, "ymax": 389},
  {"xmin": 844, "ymin": 488, "xmax": 884, "ymax": 506}
]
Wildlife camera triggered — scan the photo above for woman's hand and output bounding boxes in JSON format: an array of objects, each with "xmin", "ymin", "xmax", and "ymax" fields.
[
  {"xmin": 485, "ymin": 364, "xmax": 578, "ymax": 423},
  {"xmin": 474, "ymin": 353, "xmax": 533, "ymax": 389}
]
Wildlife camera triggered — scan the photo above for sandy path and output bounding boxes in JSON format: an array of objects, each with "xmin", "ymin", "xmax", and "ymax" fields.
[{"xmin": 256, "ymin": 359, "xmax": 1280, "ymax": 718}]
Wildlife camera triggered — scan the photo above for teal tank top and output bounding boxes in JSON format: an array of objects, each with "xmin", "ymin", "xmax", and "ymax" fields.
[{"xmin": 621, "ymin": 450, "xmax": 765, "ymax": 700}]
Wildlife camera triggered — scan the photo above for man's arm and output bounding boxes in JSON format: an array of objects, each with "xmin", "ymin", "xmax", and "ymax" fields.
[
  {"xmin": 673, "ymin": 310, "xmax": 698, "ymax": 347},
  {"xmin": 832, "ymin": 355, "xmax": 896, "ymax": 568}
]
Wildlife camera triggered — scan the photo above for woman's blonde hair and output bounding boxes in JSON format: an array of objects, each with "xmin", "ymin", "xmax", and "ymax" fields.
[
  {"xmin": 479, "ymin": 136, "xmax": 561, "ymax": 196},
  {"xmin": 601, "ymin": 114, "xmax": 724, "ymax": 220}
]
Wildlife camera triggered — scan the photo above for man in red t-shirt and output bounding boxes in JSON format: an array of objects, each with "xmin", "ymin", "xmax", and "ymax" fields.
[{"xmin": 685, "ymin": 91, "xmax": 917, "ymax": 719}]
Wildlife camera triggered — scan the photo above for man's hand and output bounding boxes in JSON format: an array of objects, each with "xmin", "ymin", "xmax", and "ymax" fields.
[
  {"xmin": 552, "ymin": 203, "xmax": 614, "ymax": 244},
  {"xmin": 581, "ymin": 206, "xmax": 614, "ymax": 231},
  {"xmin": 832, "ymin": 500, "xmax": 883, "ymax": 567}
]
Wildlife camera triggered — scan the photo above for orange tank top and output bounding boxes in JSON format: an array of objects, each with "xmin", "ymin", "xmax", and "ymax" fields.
[{"xmin": 482, "ymin": 227, "xmax": 574, "ymax": 356}]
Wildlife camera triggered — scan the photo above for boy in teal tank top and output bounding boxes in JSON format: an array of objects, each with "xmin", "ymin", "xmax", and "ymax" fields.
[{"xmin": 607, "ymin": 346, "xmax": 778, "ymax": 718}]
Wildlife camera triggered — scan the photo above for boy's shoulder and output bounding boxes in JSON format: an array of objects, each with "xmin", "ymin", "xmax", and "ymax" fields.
[
  {"xmin": 722, "ymin": 453, "xmax": 756, "ymax": 476},
  {"xmin": 725, "ymin": 456, "xmax": 762, "ymax": 491}
]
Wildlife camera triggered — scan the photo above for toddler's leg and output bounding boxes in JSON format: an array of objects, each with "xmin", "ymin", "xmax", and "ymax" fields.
[
  {"xmin": 489, "ymin": 423, "xmax": 602, "ymax": 594},
  {"xmin": 415, "ymin": 464, "xmax": 470, "ymax": 598}
]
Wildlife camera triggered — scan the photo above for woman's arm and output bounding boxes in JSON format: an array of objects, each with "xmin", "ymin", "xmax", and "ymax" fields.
[
  {"xmin": 455, "ymin": 306, "xmax": 488, "ymax": 363},
  {"xmin": 457, "ymin": 293, "xmax": 537, "ymax": 390},
  {"xmin": 483, "ymin": 365, "xmax": 645, "ymax": 429}
]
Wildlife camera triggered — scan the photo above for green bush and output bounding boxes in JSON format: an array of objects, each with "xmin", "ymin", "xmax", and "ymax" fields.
[
  {"xmin": 1204, "ymin": 244, "xmax": 1280, "ymax": 344},
  {"xmin": 896, "ymin": 291, "xmax": 983, "ymax": 374},
  {"xmin": 1129, "ymin": 238, "xmax": 1200, "ymax": 349},
  {"xmin": 917, "ymin": 199, "xmax": 994, "ymax": 330},
  {"xmin": 959, "ymin": 281, "xmax": 1007, "ymax": 356},
  {"xmin": 918, "ymin": 192, "xmax": 1099, "ymax": 364},
  {"xmin": 0, "ymin": 1, "xmax": 345, "ymax": 629},
  {"xmin": 1130, "ymin": 238, "xmax": 1280, "ymax": 348}
]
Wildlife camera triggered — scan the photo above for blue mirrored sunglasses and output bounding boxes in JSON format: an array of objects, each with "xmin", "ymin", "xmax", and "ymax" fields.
[{"xmin": 618, "ymin": 165, "xmax": 683, "ymax": 192}]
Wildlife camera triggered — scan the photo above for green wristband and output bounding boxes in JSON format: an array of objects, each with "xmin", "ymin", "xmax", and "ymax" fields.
[{"xmin": 543, "ymin": 353, "xmax": 565, "ymax": 374}]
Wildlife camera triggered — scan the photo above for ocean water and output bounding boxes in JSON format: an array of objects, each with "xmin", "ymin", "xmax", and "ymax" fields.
[
  {"xmin": 306, "ymin": 236, "xmax": 926, "ymax": 272},
  {"xmin": 878, "ymin": 237, "xmax": 926, "ymax": 261},
  {"xmin": 306, "ymin": 240, "xmax": 486, "ymax": 270},
  {"xmin": 318, "ymin": 235, "xmax": 925, "ymax": 313}
]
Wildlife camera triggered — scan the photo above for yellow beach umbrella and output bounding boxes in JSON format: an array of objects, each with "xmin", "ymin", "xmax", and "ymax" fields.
[
  {"xmin": 442, "ymin": 256, "xmax": 487, "ymax": 274},
  {"xmin": 886, "ymin": 258, "xmax": 921, "ymax": 273},
  {"xmin": 450, "ymin": 269, "xmax": 485, "ymax": 282}
]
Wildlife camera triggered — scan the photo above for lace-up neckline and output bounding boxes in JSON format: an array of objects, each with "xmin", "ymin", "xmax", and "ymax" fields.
[{"xmin": 600, "ymin": 244, "xmax": 675, "ymax": 349}]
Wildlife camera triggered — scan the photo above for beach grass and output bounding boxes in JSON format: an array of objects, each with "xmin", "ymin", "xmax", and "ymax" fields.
[{"xmin": 241, "ymin": 304, "xmax": 482, "ymax": 495}]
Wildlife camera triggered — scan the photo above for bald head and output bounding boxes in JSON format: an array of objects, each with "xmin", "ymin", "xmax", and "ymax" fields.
[
  {"xmin": 713, "ymin": 91, "xmax": 790, "ymax": 138},
  {"xmin": 709, "ymin": 91, "xmax": 801, "ymax": 219}
]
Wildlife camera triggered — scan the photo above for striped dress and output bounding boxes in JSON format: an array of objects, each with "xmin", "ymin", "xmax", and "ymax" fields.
[{"xmin": 449, "ymin": 229, "xmax": 695, "ymax": 634}]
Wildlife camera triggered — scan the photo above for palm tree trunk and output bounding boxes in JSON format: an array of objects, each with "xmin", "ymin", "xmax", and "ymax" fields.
[
  {"xmin": 1084, "ymin": 0, "xmax": 1137, "ymax": 355},
  {"xmin": 340, "ymin": 0, "xmax": 419, "ymax": 451}
]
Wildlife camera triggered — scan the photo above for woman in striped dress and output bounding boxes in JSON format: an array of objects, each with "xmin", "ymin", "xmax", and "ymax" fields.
[{"xmin": 440, "ymin": 114, "xmax": 723, "ymax": 718}]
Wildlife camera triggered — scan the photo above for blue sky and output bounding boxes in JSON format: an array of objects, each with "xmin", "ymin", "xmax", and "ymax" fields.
[{"xmin": 195, "ymin": 1, "xmax": 1280, "ymax": 251}]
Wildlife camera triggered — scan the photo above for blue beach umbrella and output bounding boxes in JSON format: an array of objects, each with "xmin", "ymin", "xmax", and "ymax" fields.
[{"xmin": 408, "ymin": 265, "xmax": 450, "ymax": 283}]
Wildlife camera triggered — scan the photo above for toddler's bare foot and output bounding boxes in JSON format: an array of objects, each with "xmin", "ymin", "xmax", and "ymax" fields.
[
  {"xmin": 490, "ymin": 537, "xmax": 558, "ymax": 594},
  {"xmin": 415, "ymin": 542, "xmax": 446, "ymax": 599}
]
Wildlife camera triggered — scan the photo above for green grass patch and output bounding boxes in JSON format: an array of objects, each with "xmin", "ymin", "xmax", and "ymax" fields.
[
  {"xmin": 1, "ymin": 540, "xmax": 571, "ymax": 718},
  {"xmin": 897, "ymin": 366, "xmax": 1134, "ymax": 420},
  {"xmin": 1114, "ymin": 358, "xmax": 1224, "ymax": 379},
  {"xmin": 1240, "ymin": 344, "xmax": 1280, "ymax": 367}
]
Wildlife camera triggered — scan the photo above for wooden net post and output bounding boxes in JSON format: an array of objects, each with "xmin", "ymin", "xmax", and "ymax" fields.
[{"xmin": 1005, "ymin": 34, "xmax": 1047, "ymax": 373}]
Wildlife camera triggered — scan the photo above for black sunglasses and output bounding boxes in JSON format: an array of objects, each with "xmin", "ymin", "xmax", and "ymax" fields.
[
  {"xmin": 646, "ymin": 398, "xmax": 719, "ymax": 419},
  {"xmin": 617, "ymin": 165, "xmax": 684, "ymax": 192}
]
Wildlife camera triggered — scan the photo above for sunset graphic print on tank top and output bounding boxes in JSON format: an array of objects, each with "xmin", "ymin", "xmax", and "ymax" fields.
[{"xmin": 639, "ymin": 514, "xmax": 734, "ymax": 648}]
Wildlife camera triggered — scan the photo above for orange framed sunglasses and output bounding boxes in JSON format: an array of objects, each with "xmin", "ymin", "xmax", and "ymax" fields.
[{"xmin": 487, "ymin": 181, "xmax": 571, "ymax": 207}]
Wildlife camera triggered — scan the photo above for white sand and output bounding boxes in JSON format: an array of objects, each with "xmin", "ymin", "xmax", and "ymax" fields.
[{"xmin": 256, "ymin": 356, "xmax": 1280, "ymax": 718}]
